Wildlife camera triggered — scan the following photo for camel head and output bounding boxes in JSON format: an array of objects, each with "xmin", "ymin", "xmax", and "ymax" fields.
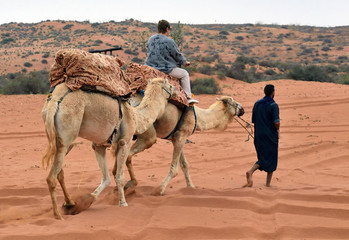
[
  {"xmin": 216, "ymin": 96, "xmax": 245, "ymax": 117},
  {"xmin": 147, "ymin": 77, "xmax": 178, "ymax": 100}
]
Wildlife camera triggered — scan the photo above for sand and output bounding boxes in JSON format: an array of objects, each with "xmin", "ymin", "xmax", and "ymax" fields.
[{"xmin": 1, "ymin": 79, "xmax": 349, "ymax": 239}]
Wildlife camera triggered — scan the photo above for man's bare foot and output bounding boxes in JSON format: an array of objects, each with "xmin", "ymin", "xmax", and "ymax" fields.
[{"xmin": 242, "ymin": 172, "xmax": 253, "ymax": 188}]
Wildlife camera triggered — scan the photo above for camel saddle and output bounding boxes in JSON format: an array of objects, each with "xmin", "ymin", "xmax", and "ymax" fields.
[{"xmin": 49, "ymin": 49, "xmax": 189, "ymax": 107}]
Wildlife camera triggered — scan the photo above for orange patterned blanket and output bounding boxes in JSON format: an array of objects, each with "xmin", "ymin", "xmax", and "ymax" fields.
[{"xmin": 49, "ymin": 49, "xmax": 188, "ymax": 106}]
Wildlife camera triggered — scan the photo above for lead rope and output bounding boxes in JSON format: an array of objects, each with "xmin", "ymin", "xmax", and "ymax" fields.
[{"xmin": 234, "ymin": 116, "xmax": 254, "ymax": 142}]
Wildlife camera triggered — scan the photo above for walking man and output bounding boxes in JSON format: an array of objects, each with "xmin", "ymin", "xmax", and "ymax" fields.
[
  {"xmin": 145, "ymin": 20, "xmax": 198, "ymax": 104},
  {"xmin": 243, "ymin": 84, "xmax": 280, "ymax": 187}
]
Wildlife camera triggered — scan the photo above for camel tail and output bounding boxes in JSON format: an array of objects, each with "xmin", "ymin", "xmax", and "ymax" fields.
[{"xmin": 41, "ymin": 100, "xmax": 59, "ymax": 170}]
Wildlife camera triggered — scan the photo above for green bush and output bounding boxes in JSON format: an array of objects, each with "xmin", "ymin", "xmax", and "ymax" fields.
[
  {"xmin": 63, "ymin": 24, "xmax": 74, "ymax": 30},
  {"xmin": 94, "ymin": 39, "xmax": 103, "ymax": 46},
  {"xmin": 42, "ymin": 52, "xmax": 50, "ymax": 58},
  {"xmin": 288, "ymin": 64, "xmax": 331, "ymax": 82},
  {"xmin": 198, "ymin": 64, "xmax": 214, "ymax": 75},
  {"xmin": 0, "ymin": 70, "xmax": 50, "ymax": 94},
  {"xmin": 24, "ymin": 62, "xmax": 33, "ymax": 67},
  {"xmin": 1, "ymin": 38, "xmax": 15, "ymax": 44},
  {"xmin": 191, "ymin": 77, "xmax": 220, "ymax": 94}
]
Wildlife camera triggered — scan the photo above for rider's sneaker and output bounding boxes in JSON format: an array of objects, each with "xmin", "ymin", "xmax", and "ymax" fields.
[{"xmin": 188, "ymin": 98, "xmax": 199, "ymax": 104}]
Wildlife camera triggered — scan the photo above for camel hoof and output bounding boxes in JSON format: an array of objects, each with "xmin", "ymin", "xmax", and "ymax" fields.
[
  {"xmin": 54, "ymin": 212, "xmax": 64, "ymax": 220},
  {"xmin": 119, "ymin": 202, "xmax": 128, "ymax": 207},
  {"xmin": 151, "ymin": 186, "xmax": 164, "ymax": 196},
  {"xmin": 63, "ymin": 193, "xmax": 94, "ymax": 215},
  {"xmin": 124, "ymin": 180, "xmax": 137, "ymax": 190}
]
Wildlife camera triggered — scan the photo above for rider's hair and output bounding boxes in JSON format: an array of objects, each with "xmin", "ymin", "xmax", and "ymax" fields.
[
  {"xmin": 264, "ymin": 84, "xmax": 275, "ymax": 96},
  {"xmin": 158, "ymin": 20, "xmax": 171, "ymax": 34}
]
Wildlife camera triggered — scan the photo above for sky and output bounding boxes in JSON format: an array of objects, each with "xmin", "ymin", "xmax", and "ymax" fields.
[{"xmin": 1, "ymin": 0, "xmax": 348, "ymax": 27}]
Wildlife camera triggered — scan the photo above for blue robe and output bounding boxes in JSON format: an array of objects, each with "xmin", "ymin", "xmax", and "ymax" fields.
[{"xmin": 252, "ymin": 96, "xmax": 280, "ymax": 172}]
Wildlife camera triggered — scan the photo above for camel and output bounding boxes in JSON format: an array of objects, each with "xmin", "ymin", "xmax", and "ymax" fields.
[
  {"xmin": 116, "ymin": 95, "xmax": 244, "ymax": 195},
  {"xmin": 41, "ymin": 77, "xmax": 177, "ymax": 220}
]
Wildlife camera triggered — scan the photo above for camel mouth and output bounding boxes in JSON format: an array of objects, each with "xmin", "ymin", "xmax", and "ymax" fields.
[{"xmin": 238, "ymin": 106, "xmax": 245, "ymax": 117}]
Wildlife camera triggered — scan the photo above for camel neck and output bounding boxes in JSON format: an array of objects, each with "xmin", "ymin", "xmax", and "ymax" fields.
[{"xmin": 134, "ymin": 85, "xmax": 167, "ymax": 134}]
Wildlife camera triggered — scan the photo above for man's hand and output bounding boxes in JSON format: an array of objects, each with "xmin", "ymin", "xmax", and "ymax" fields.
[{"xmin": 184, "ymin": 62, "xmax": 191, "ymax": 67}]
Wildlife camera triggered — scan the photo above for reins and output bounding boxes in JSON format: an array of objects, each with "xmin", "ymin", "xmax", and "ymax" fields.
[{"xmin": 234, "ymin": 116, "xmax": 254, "ymax": 142}]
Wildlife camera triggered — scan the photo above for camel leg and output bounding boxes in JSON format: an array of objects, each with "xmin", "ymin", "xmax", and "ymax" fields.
[
  {"xmin": 113, "ymin": 127, "xmax": 157, "ymax": 190},
  {"xmin": 91, "ymin": 143, "xmax": 111, "ymax": 199},
  {"xmin": 179, "ymin": 150, "xmax": 195, "ymax": 188},
  {"xmin": 113, "ymin": 139, "xmax": 132, "ymax": 206},
  {"xmin": 46, "ymin": 143, "xmax": 69, "ymax": 220},
  {"xmin": 57, "ymin": 169, "xmax": 75, "ymax": 207},
  {"xmin": 158, "ymin": 138, "xmax": 185, "ymax": 195}
]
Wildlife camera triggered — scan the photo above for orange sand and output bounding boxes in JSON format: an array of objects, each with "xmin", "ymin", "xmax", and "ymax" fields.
[{"xmin": 1, "ymin": 79, "xmax": 349, "ymax": 239}]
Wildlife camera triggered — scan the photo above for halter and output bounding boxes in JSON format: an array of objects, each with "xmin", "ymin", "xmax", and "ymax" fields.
[
  {"xmin": 226, "ymin": 101, "xmax": 241, "ymax": 116},
  {"xmin": 162, "ymin": 85, "xmax": 173, "ymax": 100}
]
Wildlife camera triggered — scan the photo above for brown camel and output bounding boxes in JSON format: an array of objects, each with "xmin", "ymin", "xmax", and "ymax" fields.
[
  {"xmin": 116, "ymin": 95, "xmax": 244, "ymax": 195},
  {"xmin": 41, "ymin": 78, "xmax": 177, "ymax": 219}
]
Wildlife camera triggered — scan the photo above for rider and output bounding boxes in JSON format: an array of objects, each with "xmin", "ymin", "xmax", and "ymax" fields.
[{"xmin": 145, "ymin": 20, "xmax": 199, "ymax": 104}]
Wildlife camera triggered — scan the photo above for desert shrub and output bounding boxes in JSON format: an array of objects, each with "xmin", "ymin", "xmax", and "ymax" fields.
[
  {"xmin": 24, "ymin": 62, "xmax": 33, "ymax": 67},
  {"xmin": 124, "ymin": 49, "xmax": 139, "ymax": 56},
  {"xmin": 91, "ymin": 23, "xmax": 100, "ymax": 28},
  {"xmin": 336, "ymin": 56, "xmax": 348, "ymax": 64},
  {"xmin": 63, "ymin": 24, "xmax": 74, "ymax": 30},
  {"xmin": 198, "ymin": 64, "xmax": 214, "ymax": 75},
  {"xmin": 41, "ymin": 59, "xmax": 48, "ymax": 64},
  {"xmin": 0, "ymin": 70, "xmax": 50, "ymax": 94},
  {"xmin": 235, "ymin": 36, "xmax": 244, "ymax": 41},
  {"xmin": 57, "ymin": 35, "xmax": 71, "ymax": 42},
  {"xmin": 321, "ymin": 46, "xmax": 331, "ymax": 51},
  {"xmin": 1, "ymin": 38, "xmax": 15, "ymax": 44},
  {"xmin": 191, "ymin": 77, "xmax": 220, "ymax": 94},
  {"xmin": 322, "ymin": 39, "xmax": 332, "ymax": 44},
  {"xmin": 184, "ymin": 65, "xmax": 197, "ymax": 74},
  {"xmin": 131, "ymin": 57, "xmax": 144, "ymax": 64},
  {"xmin": 288, "ymin": 64, "xmax": 331, "ymax": 82},
  {"xmin": 74, "ymin": 29, "xmax": 88, "ymax": 35},
  {"xmin": 301, "ymin": 48, "xmax": 314, "ymax": 55},
  {"xmin": 214, "ymin": 62, "xmax": 229, "ymax": 74},
  {"xmin": 201, "ymin": 55, "xmax": 217, "ymax": 63},
  {"xmin": 42, "ymin": 52, "xmax": 50, "ymax": 58},
  {"xmin": 264, "ymin": 69, "xmax": 276, "ymax": 75},
  {"xmin": 324, "ymin": 65, "xmax": 338, "ymax": 73},
  {"xmin": 94, "ymin": 39, "xmax": 103, "ymax": 46},
  {"xmin": 235, "ymin": 55, "xmax": 256, "ymax": 65},
  {"xmin": 219, "ymin": 31, "xmax": 229, "ymax": 35},
  {"xmin": 170, "ymin": 21, "xmax": 184, "ymax": 50},
  {"xmin": 259, "ymin": 60, "xmax": 273, "ymax": 67},
  {"xmin": 269, "ymin": 52, "xmax": 278, "ymax": 57},
  {"xmin": 226, "ymin": 61, "xmax": 245, "ymax": 80},
  {"xmin": 338, "ymin": 74, "xmax": 349, "ymax": 85}
]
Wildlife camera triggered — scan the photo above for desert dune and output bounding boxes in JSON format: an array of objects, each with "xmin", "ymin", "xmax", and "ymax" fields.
[{"xmin": 0, "ymin": 79, "xmax": 349, "ymax": 239}]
